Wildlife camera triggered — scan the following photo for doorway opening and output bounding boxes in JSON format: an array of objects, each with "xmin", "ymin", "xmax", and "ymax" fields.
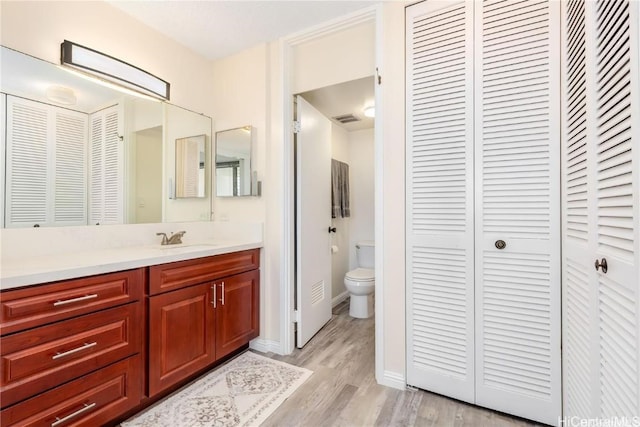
[{"xmin": 294, "ymin": 77, "xmax": 376, "ymax": 348}]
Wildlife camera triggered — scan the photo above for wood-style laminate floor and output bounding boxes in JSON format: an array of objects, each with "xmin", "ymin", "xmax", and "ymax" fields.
[{"xmin": 259, "ymin": 300, "xmax": 544, "ymax": 427}]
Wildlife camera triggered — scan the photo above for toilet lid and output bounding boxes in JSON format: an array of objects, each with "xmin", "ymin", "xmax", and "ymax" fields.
[{"xmin": 345, "ymin": 268, "xmax": 374, "ymax": 281}]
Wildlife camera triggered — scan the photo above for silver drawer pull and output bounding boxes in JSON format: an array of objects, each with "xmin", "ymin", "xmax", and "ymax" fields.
[
  {"xmin": 51, "ymin": 402, "xmax": 96, "ymax": 426},
  {"xmin": 53, "ymin": 294, "xmax": 98, "ymax": 306},
  {"xmin": 52, "ymin": 342, "xmax": 97, "ymax": 360}
]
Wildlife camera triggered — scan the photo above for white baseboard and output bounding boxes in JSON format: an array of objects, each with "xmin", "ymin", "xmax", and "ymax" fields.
[
  {"xmin": 378, "ymin": 370, "xmax": 406, "ymax": 390},
  {"xmin": 249, "ymin": 338, "xmax": 281, "ymax": 354},
  {"xmin": 332, "ymin": 290, "xmax": 349, "ymax": 307}
]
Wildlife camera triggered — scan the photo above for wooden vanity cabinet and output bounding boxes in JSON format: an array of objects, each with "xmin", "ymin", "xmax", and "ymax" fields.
[
  {"xmin": 0, "ymin": 269, "xmax": 144, "ymax": 426},
  {"xmin": 147, "ymin": 282, "xmax": 215, "ymax": 395},
  {"xmin": 147, "ymin": 249, "xmax": 260, "ymax": 396},
  {"xmin": 215, "ymin": 269, "xmax": 260, "ymax": 359}
]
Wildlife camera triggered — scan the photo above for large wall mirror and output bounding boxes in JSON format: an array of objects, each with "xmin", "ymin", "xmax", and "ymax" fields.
[
  {"xmin": 0, "ymin": 46, "xmax": 212, "ymax": 228},
  {"xmin": 215, "ymin": 126, "xmax": 253, "ymax": 197}
]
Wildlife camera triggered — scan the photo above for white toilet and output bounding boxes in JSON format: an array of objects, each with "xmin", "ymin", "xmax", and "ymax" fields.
[{"xmin": 344, "ymin": 241, "xmax": 375, "ymax": 318}]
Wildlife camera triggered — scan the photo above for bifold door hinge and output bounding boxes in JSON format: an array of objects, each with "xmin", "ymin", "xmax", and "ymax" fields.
[
  {"xmin": 293, "ymin": 120, "xmax": 301, "ymax": 134},
  {"xmin": 293, "ymin": 309, "xmax": 301, "ymax": 324}
]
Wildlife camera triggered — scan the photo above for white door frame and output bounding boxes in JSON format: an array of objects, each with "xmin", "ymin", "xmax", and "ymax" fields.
[{"xmin": 279, "ymin": 5, "xmax": 385, "ymax": 382}]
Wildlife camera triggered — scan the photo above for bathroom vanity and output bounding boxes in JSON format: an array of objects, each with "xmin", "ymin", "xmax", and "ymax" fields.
[{"xmin": 0, "ymin": 239, "xmax": 261, "ymax": 426}]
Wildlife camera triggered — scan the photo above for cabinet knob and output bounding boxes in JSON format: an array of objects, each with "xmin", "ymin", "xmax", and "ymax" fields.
[
  {"xmin": 495, "ymin": 240, "xmax": 506, "ymax": 250},
  {"xmin": 594, "ymin": 258, "xmax": 608, "ymax": 273}
]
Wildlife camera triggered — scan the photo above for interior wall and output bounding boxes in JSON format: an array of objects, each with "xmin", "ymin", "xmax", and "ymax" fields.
[
  {"xmin": 331, "ymin": 124, "xmax": 350, "ymax": 301},
  {"xmin": 348, "ymin": 128, "xmax": 375, "ymax": 270},
  {"xmin": 292, "ymin": 21, "xmax": 375, "ymax": 94},
  {"xmin": 0, "ymin": 1, "xmax": 213, "ymax": 115},
  {"xmin": 378, "ymin": 1, "xmax": 407, "ymax": 384},
  {"xmin": 135, "ymin": 129, "xmax": 163, "ymax": 223},
  {"xmin": 210, "ymin": 43, "xmax": 268, "ymax": 222}
]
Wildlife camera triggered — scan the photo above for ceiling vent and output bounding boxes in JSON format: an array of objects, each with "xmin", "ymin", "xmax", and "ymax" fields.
[{"xmin": 332, "ymin": 114, "xmax": 360, "ymax": 124}]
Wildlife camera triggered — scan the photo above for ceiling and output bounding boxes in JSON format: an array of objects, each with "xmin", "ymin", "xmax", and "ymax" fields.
[
  {"xmin": 300, "ymin": 76, "xmax": 375, "ymax": 131},
  {"xmin": 107, "ymin": 1, "xmax": 378, "ymax": 131},
  {"xmin": 107, "ymin": 1, "xmax": 377, "ymax": 61}
]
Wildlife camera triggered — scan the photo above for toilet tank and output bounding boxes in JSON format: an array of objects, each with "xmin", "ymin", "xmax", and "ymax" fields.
[{"xmin": 356, "ymin": 241, "xmax": 375, "ymax": 268}]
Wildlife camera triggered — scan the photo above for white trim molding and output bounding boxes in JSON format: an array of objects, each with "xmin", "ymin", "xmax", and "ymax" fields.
[
  {"xmin": 278, "ymin": 5, "xmax": 381, "ymax": 360},
  {"xmin": 249, "ymin": 339, "xmax": 282, "ymax": 355},
  {"xmin": 332, "ymin": 290, "xmax": 349, "ymax": 307},
  {"xmin": 379, "ymin": 370, "xmax": 406, "ymax": 391}
]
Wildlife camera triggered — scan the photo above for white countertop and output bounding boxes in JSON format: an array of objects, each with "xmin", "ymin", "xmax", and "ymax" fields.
[{"xmin": 0, "ymin": 239, "xmax": 262, "ymax": 290}]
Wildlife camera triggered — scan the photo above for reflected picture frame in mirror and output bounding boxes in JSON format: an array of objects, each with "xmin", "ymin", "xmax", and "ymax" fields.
[{"xmin": 215, "ymin": 126, "xmax": 254, "ymax": 197}]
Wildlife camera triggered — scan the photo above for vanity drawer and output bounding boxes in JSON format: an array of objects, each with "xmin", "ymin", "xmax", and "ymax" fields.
[
  {"xmin": 1, "ymin": 302, "xmax": 142, "ymax": 407},
  {"xmin": 0, "ymin": 355, "xmax": 142, "ymax": 427},
  {"xmin": 148, "ymin": 249, "xmax": 259, "ymax": 295},
  {"xmin": 0, "ymin": 269, "xmax": 144, "ymax": 335}
]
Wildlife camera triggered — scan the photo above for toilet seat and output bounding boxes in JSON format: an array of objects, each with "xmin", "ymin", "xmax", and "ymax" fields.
[{"xmin": 345, "ymin": 268, "xmax": 374, "ymax": 282}]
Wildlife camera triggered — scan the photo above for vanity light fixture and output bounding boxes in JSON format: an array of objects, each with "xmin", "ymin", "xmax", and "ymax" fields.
[
  {"xmin": 60, "ymin": 40, "xmax": 170, "ymax": 101},
  {"xmin": 363, "ymin": 105, "xmax": 375, "ymax": 118}
]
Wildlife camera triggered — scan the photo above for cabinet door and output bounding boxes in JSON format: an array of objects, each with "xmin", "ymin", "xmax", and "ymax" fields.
[
  {"xmin": 148, "ymin": 283, "xmax": 215, "ymax": 396},
  {"xmin": 215, "ymin": 270, "xmax": 259, "ymax": 359}
]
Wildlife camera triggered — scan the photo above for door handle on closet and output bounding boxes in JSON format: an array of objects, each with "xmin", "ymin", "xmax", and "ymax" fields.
[
  {"xmin": 594, "ymin": 258, "xmax": 608, "ymax": 273},
  {"xmin": 495, "ymin": 240, "xmax": 506, "ymax": 250}
]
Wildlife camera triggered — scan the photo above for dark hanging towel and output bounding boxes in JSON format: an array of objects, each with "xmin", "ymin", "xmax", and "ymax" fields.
[{"xmin": 331, "ymin": 159, "xmax": 350, "ymax": 218}]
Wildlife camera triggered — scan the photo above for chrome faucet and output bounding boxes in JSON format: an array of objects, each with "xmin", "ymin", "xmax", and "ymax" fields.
[{"xmin": 156, "ymin": 231, "xmax": 186, "ymax": 245}]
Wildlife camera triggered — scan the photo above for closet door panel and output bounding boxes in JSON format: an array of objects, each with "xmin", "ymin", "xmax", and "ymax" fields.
[
  {"xmin": 89, "ymin": 105, "xmax": 123, "ymax": 225},
  {"xmin": 5, "ymin": 97, "xmax": 49, "ymax": 228},
  {"xmin": 406, "ymin": 0, "xmax": 475, "ymax": 403},
  {"xmin": 562, "ymin": 0, "xmax": 599, "ymax": 418},
  {"xmin": 594, "ymin": 0, "xmax": 640, "ymax": 417},
  {"xmin": 474, "ymin": 0, "xmax": 561, "ymax": 424},
  {"xmin": 54, "ymin": 109, "xmax": 88, "ymax": 225}
]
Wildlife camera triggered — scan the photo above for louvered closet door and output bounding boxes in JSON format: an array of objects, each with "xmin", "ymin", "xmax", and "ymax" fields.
[
  {"xmin": 406, "ymin": 0, "xmax": 476, "ymax": 403},
  {"xmin": 54, "ymin": 109, "xmax": 88, "ymax": 225},
  {"xmin": 5, "ymin": 97, "xmax": 49, "ymax": 227},
  {"xmin": 89, "ymin": 105, "xmax": 123, "ymax": 225},
  {"xmin": 563, "ymin": 0, "xmax": 640, "ymax": 418},
  {"xmin": 473, "ymin": 1, "xmax": 561, "ymax": 424},
  {"xmin": 562, "ymin": 0, "xmax": 598, "ymax": 419},
  {"xmin": 6, "ymin": 97, "xmax": 88, "ymax": 227},
  {"xmin": 592, "ymin": 0, "xmax": 640, "ymax": 417}
]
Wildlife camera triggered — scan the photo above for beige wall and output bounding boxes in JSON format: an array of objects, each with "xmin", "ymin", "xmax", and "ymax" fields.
[
  {"xmin": 134, "ymin": 129, "xmax": 163, "ymax": 223},
  {"xmin": 331, "ymin": 124, "xmax": 350, "ymax": 300},
  {"xmin": 292, "ymin": 21, "xmax": 376, "ymax": 94},
  {"xmin": 348, "ymin": 128, "xmax": 375, "ymax": 270},
  {"xmin": 379, "ymin": 1, "xmax": 406, "ymax": 381},
  {"xmin": 0, "ymin": 1, "xmax": 213, "ymax": 115}
]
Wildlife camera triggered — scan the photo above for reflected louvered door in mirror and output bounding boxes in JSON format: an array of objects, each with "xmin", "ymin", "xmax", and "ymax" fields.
[
  {"xmin": 473, "ymin": 0, "xmax": 561, "ymax": 423},
  {"xmin": 406, "ymin": 0, "xmax": 475, "ymax": 404},
  {"xmin": 562, "ymin": 0, "xmax": 640, "ymax": 418},
  {"xmin": 89, "ymin": 105, "xmax": 123, "ymax": 225},
  {"xmin": 5, "ymin": 96, "xmax": 87, "ymax": 228}
]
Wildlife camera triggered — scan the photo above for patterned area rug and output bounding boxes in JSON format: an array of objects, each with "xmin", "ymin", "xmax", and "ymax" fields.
[{"xmin": 122, "ymin": 351, "xmax": 312, "ymax": 427}]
